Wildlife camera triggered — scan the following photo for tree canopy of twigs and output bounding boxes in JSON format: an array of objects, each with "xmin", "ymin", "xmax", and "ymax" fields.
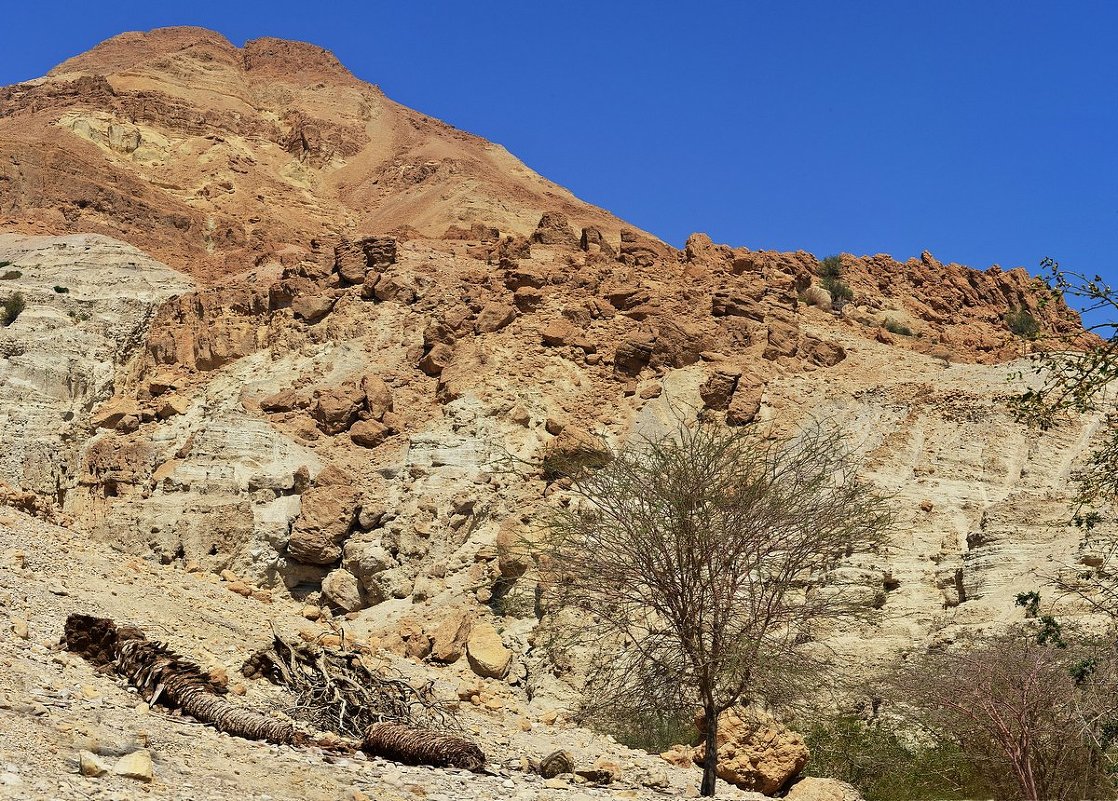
[
  {"xmin": 538, "ymin": 419, "xmax": 893, "ymax": 796},
  {"xmin": 890, "ymin": 625, "xmax": 1118, "ymax": 801},
  {"xmin": 1010, "ymin": 257, "xmax": 1118, "ymax": 509}
]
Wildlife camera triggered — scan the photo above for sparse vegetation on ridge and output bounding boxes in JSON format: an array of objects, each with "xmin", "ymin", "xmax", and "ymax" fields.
[
  {"xmin": 882, "ymin": 319, "xmax": 913, "ymax": 337},
  {"xmin": 1005, "ymin": 306, "xmax": 1040, "ymax": 338},
  {"xmin": 816, "ymin": 254, "xmax": 854, "ymax": 309}
]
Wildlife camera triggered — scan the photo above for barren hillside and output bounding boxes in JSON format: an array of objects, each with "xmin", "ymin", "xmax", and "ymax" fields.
[
  {"xmin": 0, "ymin": 26, "xmax": 635, "ymax": 282},
  {"xmin": 0, "ymin": 27, "xmax": 1107, "ymax": 801}
]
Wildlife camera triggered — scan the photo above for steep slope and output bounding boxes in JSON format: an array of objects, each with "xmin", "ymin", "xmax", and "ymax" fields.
[{"xmin": 0, "ymin": 27, "xmax": 635, "ymax": 282}]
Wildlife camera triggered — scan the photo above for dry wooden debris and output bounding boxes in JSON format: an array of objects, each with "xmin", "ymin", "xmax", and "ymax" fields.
[
  {"xmin": 242, "ymin": 631, "xmax": 458, "ymax": 740},
  {"xmin": 65, "ymin": 614, "xmax": 306, "ymax": 746},
  {"xmin": 362, "ymin": 722, "xmax": 486, "ymax": 771},
  {"xmin": 65, "ymin": 614, "xmax": 488, "ymax": 773}
]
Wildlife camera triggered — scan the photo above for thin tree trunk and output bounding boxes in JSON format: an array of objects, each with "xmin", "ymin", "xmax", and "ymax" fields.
[{"xmin": 700, "ymin": 704, "xmax": 719, "ymax": 797}]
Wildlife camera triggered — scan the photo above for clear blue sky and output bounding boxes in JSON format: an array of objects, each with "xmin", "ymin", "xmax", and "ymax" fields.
[{"xmin": 2, "ymin": 1, "xmax": 1115, "ymax": 283}]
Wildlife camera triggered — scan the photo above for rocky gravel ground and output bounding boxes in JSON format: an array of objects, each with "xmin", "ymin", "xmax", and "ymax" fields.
[{"xmin": 0, "ymin": 508, "xmax": 767, "ymax": 800}]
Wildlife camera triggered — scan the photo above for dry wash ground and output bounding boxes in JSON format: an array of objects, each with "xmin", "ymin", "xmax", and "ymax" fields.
[{"xmin": 0, "ymin": 508, "xmax": 766, "ymax": 801}]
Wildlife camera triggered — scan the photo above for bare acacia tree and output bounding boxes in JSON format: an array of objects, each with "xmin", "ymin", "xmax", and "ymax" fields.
[
  {"xmin": 539, "ymin": 419, "xmax": 892, "ymax": 796},
  {"xmin": 891, "ymin": 630, "xmax": 1116, "ymax": 801}
]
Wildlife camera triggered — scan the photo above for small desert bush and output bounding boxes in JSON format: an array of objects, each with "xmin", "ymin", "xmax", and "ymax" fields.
[
  {"xmin": 818, "ymin": 254, "xmax": 843, "ymax": 278},
  {"xmin": 1005, "ymin": 307, "xmax": 1040, "ymax": 338},
  {"xmin": 1, "ymin": 292, "xmax": 25, "ymax": 326},
  {"xmin": 821, "ymin": 277, "xmax": 853, "ymax": 303},
  {"xmin": 883, "ymin": 319, "xmax": 913, "ymax": 337},
  {"xmin": 595, "ymin": 706, "xmax": 696, "ymax": 754},
  {"xmin": 1, "ymin": 269, "xmax": 20, "ymax": 280},
  {"xmin": 53, "ymin": 285, "xmax": 69, "ymax": 294},
  {"xmin": 805, "ymin": 716, "xmax": 988, "ymax": 801},
  {"xmin": 891, "ymin": 631, "xmax": 1117, "ymax": 801},
  {"xmin": 814, "ymin": 255, "xmax": 854, "ymax": 308}
]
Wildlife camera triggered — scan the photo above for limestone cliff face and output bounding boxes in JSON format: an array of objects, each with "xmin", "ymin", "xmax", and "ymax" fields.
[
  {"xmin": 0, "ymin": 233, "xmax": 193, "ymax": 503},
  {"xmin": 34, "ymin": 225, "xmax": 1099, "ymax": 674},
  {"xmin": 0, "ymin": 30, "xmax": 1106, "ymax": 705}
]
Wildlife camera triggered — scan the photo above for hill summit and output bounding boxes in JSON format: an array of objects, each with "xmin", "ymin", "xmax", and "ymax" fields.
[{"xmin": 0, "ymin": 26, "xmax": 632, "ymax": 281}]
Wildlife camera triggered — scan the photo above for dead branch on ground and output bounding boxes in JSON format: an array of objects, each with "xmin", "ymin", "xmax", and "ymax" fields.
[{"xmin": 242, "ymin": 630, "xmax": 460, "ymax": 740}]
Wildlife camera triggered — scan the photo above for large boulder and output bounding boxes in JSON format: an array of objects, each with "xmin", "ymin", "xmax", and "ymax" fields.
[
  {"xmin": 613, "ymin": 333, "xmax": 655, "ymax": 377},
  {"xmin": 800, "ymin": 335, "xmax": 847, "ymax": 367},
  {"xmin": 429, "ymin": 608, "xmax": 475, "ymax": 664},
  {"xmin": 785, "ymin": 778, "xmax": 864, "ymax": 801},
  {"xmin": 476, "ymin": 302, "xmax": 517, "ymax": 334},
  {"xmin": 763, "ymin": 309, "xmax": 800, "ymax": 361},
  {"xmin": 543, "ymin": 427, "xmax": 609, "ymax": 480},
  {"xmin": 466, "ymin": 621, "xmax": 512, "ymax": 679},
  {"xmin": 496, "ymin": 518, "xmax": 532, "ymax": 578},
  {"xmin": 335, "ymin": 236, "xmax": 397, "ymax": 284},
  {"xmin": 321, "ymin": 568, "xmax": 366, "ymax": 612},
  {"xmin": 349, "ymin": 419, "xmax": 389, "ymax": 448},
  {"xmin": 530, "ymin": 212, "xmax": 578, "ymax": 247},
  {"xmin": 419, "ymin": 343, "xmax": 454, "ymax": 376},
  {"xmin": 579, "ymin": 226, "xmax": 615, "ymax": 257},
  {"xmin": 342, "ymin": 535, "xmax": 396, "ymax": 603},
  {"xmin": 700, "ymin": 367, "xmax": 742, "ymax": 411},
  {"xmin": 291, "ymin": 292, "xmax": 338, "ymax": 323},
  {"xmin": 650, "ymin": 319, "xmax": 708, "ymax": 369},
  {"xmin": 361, "ymin": 374, "xmax": 393, "ymax": 420},
  {"xmin": 692, "ymin": 708, "xmax": 809, "ymax": 795},
  {"xmin": 286, "ymin": 466, "xmax": 360, "ymax": 564},
  {"xmin": 312, "ymin": 384, "xmax": 364, "ymax": 434},
  {"xmin": 618, "ymin": 228, "xmax": 671, "ymax": 267}
]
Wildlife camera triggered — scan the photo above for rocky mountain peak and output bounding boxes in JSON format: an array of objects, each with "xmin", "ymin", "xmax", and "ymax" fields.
[{"xmin": 1, "ymin": 28, "xmax": 635, "ymax": 281}]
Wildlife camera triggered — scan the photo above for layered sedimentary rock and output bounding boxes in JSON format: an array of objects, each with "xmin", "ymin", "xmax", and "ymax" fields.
[
  {"xmin": 0, "ymin": 27, "xmax": 634, "ymax": 281},
  {"xmin": 0, "ymin": 28, "xmax": 1108, "ymax": 722}
]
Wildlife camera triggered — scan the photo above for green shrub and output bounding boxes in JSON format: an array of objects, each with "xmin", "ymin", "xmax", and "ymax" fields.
[
  {"xmin": 596, "ymin": 707, "xmax": 696, "ymax": 754},
  {"xmin": 0, "ymin": 261, "xmax": 11, "ymax": 269},
  {"xmin": 804, "ymin": 716, "xmax": 989, "ymax": 801},
  {"xmin": 1005, "ymin": 307, "xmax": 1040, "ymax": 338},
  {"xmin": 0, "ymin": 269, "xmax": 20, "ymax": 280},
  {"xmin": 818, "ymin": 254, "xmax": 843, "ymax": 278},
  {"xmin": 821, "ymin": 277, "xmax": 853, "ymax": 303},
  {"xmin": 53, "ymin": 285, "xmax": 69, "ymax": 294},
  {"xmin": 1, "ymin": 293, "xmax": 25, "ymax": 326},
  {"xmin": 883, "ymin": 319, "xmax": 913, "ymax": 337}
]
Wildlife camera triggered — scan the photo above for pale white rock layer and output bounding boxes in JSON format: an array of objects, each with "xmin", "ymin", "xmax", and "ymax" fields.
[{"xmin": 0, "ymin": 233, "xmax": 194, "ymax": 499}]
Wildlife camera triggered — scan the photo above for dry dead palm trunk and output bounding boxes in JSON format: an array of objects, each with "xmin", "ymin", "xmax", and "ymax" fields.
[
  {"xmin": 362, "ymin": 722, "xmax": 486, "ymax": 770},
  {"xmin": 65, "ymin": 614, "xmax": 303, "ymax": 746}
]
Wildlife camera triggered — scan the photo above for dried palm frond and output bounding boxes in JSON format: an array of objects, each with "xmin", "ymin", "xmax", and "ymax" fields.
[
  {"xmin": 63, "ymin": 613, "xmax": 125, "ymax": 667},
  {"xmin": 529, "ymin": 750, "xmax": 574, "ymax": 778}
]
